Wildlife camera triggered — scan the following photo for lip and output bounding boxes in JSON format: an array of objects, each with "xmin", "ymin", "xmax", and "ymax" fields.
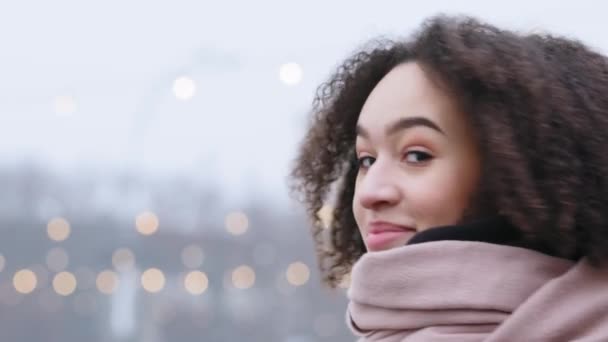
[
  {"xmin": 366, "ymin": 221, "xmax": 416, "ymax": 251},
  {"xmin": 368, "ymin": 221, "xmax": 416, "ymax": 234}
]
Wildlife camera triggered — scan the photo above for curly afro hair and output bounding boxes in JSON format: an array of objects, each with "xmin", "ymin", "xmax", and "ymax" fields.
[{"xmin": 290, "ymin": 14, "xmax": 608, "ymax": 288}]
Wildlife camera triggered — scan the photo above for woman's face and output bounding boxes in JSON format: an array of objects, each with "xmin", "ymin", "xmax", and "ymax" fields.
[{"xmin": 353, "ymin": 62, "xmax": 481, "ymax": 252}]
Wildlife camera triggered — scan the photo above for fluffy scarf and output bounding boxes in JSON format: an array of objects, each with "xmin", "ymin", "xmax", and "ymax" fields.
[{"xmin": 347, "ymin": 237, "xmax": 608, "ymax": 341}]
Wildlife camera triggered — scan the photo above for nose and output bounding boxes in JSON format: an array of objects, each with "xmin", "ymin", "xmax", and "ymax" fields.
[{"xmin": 356, "ymin": 160, "xmax": 401, "ymax": 210}]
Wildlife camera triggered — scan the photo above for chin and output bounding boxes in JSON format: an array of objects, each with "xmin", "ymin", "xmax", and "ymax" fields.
[{"xmin": 364, "ymin": 237, "xmax": 412, "ymax": 252}]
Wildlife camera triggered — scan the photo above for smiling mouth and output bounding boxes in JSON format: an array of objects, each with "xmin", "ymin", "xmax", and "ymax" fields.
[{"xmin": 368, "ymin": 220, "xmax": 416, "ymax": 234}]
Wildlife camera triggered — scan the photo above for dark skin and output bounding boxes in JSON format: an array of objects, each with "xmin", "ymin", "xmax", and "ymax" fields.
[{"xmin": 290, "ymin": 15, "xmax": 608, "ymax": 288}]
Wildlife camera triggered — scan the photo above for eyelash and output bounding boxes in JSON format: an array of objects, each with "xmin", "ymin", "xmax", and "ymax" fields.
[
  {"xmin": 357, "ymin": 155, "xmax": 375, "ymax": 169},
  {"xmin": 356, "ymin": 150, "xmax": 433, "ymax": 170},
  {"xmin": 404, "ymin": 150, "xmax": 433, "ymax": 164}
]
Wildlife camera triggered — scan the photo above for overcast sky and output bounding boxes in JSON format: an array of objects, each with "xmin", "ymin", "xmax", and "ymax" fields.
[{"xmin": 1, "ymin": 0, "xmax": 606, "ymax": 202}]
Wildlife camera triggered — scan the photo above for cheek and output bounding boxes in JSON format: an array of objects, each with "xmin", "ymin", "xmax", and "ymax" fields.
[
  {"xmin": 408, "ymin": 166, "xmax": 478, "ymax": 228},
  {"xmin": 352, "ymin": 188, "xmax": 364, "ymax": 231}
]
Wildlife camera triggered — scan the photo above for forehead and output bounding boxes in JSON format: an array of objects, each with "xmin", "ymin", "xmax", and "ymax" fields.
[{"xmin": 358, "ymin": 62, "xmax": 462, "ymax": 135}]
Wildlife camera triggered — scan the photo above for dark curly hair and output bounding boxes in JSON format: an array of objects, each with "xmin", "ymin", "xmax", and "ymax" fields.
[{"xmin": 290, "ymin": 14, "xmax": 608, "ymax": 287}]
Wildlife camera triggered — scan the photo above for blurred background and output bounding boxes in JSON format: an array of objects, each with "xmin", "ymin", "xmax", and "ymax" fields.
[{"xmin": 0, "ymin": 1, "xmax": 606, "ymax": 341}]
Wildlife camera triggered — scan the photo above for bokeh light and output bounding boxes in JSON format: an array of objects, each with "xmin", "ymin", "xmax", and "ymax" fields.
[
  {"xmin": 184, "ymin": 271, "xmax": 208, "ymax": 295},
  {"xmin": 225, "ymin": 211, "xmax": 249, "ymax": 236},
  {"xmin": 135, "ymin": 211, "xmax": 159, "ymax": 235},
  {"xmin": 141, "ymin": 268, "xmax": 165, "ymax": 293},
  {"xmin": 173, "ymin": 76, "xmax": 196, "ymax": 100},
  {"xmin": 286, "ymin": 262, "xmax": 310, "ymax": 287},
  {"xmin": 13, "ymin": 269, "xmax": 37, "ymax": 294},
  {"xmin": 52, "ymin": 271, "xmax": 77, "ymax": 296},
  {"xmin": 96, "ymin": 270, "xmax": 119, "ymax": 295},
  {"xmin": 231, "ymin": 265, "xmax": 255, "ymax": 289},
  {"xmin": 279, "ymin": 62, "xmax": 303, "ymax": 86},
  {"xmin": 316, "ymin": 204, "xmax": 334, "ymax": 229},
  {"xmin": 47, "ymin": 217, "xmax": 71, "ymax": 241},
  {"xmin": 112, "ymin": 248, "xmax": 135, "ymax": 272},
  {"xmin": 181, "ymin": 245, "xmax": 204, "ymax": 269}
]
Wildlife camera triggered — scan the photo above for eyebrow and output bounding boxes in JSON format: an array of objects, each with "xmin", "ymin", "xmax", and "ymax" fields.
[{"xmin": 356, "ymin": 116, "xmax": 445, "ymax": 139}]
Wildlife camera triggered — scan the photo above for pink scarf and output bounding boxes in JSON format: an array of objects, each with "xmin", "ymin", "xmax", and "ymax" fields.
[{"xmin": 347, "ymin": 241, "xmax": 608, "ymax": 341}]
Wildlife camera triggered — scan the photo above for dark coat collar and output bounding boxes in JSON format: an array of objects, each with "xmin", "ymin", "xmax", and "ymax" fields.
[{"xmin": 406, "ymin": 216, "xmax": 571, "ymax": 259}]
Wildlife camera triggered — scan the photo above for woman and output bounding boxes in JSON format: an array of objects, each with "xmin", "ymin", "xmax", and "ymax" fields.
[{"xmin": 290, "ymin": 15, "xmax": 608, "ymax": 341}]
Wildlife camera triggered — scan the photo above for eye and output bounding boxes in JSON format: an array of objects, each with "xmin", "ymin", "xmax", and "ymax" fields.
[
  {"xmin": 404, "ymin": 150, "xmax": 433, "ymax": 164},
  {"xmin": 357, "ymin": 155, "xmax": 376, "ymax": 169}
]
